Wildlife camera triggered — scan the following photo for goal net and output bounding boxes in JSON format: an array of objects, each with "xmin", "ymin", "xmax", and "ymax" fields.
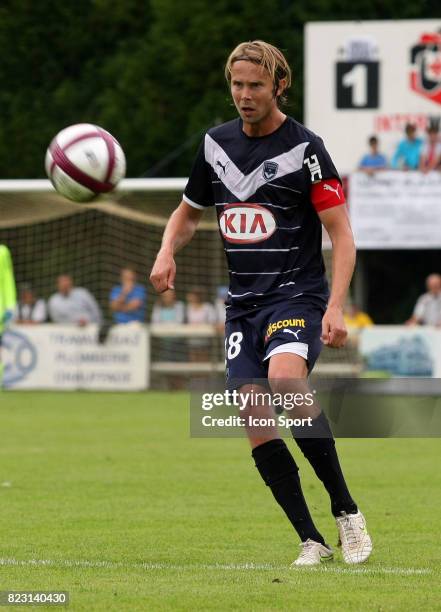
[{"xmin": 0, "ymin": 180, "xmax": 360, "ymax": 389}]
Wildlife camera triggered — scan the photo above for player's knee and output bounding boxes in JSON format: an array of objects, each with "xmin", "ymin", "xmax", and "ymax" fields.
[{"xmin": 268, "ymin": 352, "xmax": 308, "ymax": 382}]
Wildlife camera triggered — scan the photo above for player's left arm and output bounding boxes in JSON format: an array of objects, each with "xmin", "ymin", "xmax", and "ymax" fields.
[
  {"xmin": 319, "ymin": 204, "xmax": 356, "ymax": 348},
  {"xmin": 304, "ymin": 137, "xmax": 355, "ymax": 349}
]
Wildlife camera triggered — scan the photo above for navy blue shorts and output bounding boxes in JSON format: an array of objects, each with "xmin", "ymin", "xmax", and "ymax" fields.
[{"xmin": 225, "ymin": 300, "xmax": 325, "ymax": 385}]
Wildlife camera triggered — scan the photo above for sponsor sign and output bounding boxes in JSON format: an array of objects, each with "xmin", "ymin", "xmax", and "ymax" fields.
[
  {"xmin": 360, "ymin": 326, "xmax": 441, "ymax": 377},
  {"xmin": 305, "ymin": 20, "xmax": 441, "ymax": 174},
  {"xmin": 2, "ymin": 324, "xmax": 148, "ymax": 390}
]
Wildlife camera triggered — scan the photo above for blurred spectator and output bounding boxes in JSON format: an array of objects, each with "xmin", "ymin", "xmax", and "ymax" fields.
[
  {"xmin": 344, "ymin": 302, "xmax": 373, "ymax": 329},
  {"xmin": 391, "ymin": 123, "xmax": 423, "ymax": 170},
  {"xmin": 419, "ymin": 125, "xmax": 441, "ymax": 173},
  {"xmin": 151, "ymin": 289, "xmax": 185, "ymax": 324},
  {"xmin": 49, "ymin": 274, "xmax": 102, "ymax": 326},
  {"xmin": 151, "ymin": 290, "xmax": 185, "ymax": 364},
  {"xmin": 358, "ymin": 136, "xmax": 387, "ymax": 173},
  {"xmin": 14, "ymin": 283, "xmax": 47, "ymax": 324},
  {"xmin": 110, "ymin": 267, "xmax": 146, "ymax": 324},
  {"xmin": 185, "ymin": 287, "xmax": 216, "ymax": 361},
  {"xmin": 406, "ymin": 273, "xmax": 441, "ymax": 327},
  {"xmin": 214, "ymin": 285, "xmax": 229, "ymax": 331}
]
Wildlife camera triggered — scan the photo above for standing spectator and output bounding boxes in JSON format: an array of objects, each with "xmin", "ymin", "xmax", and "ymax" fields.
[
  {"xmin": 49, "ymin": 274, "xmax": 102, "ymax": 326},
  {"xmin": 110, "ymin": 268, "xmax": 146, "ymax": 324},
  {"xmin": 406, "ymin": 273, "xmax": 441, "ymax": 327},
  {"xmin": 185, "ymin": 287, "xmax": 216, "ymax": 361},
  {"xmin": 0, "ymin": 245, "xmax": 16, "ymax": 385},
  {"xmin": 14, "ymin": 283, "xmax": 47, "ymax": 324},
  {"xmin": 391, "ymin": 123, "xmax": 423, "ymax": 170},
  {"xmin": 358, "ymin": 136, "xmax": 387, "ymax": 173},
  {"xmin": 419, "ymin": 125, "xmax": 441, "ymax": 173}
]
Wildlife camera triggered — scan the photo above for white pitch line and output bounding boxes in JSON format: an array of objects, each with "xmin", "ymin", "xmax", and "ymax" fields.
[
  {"xmin": 0, "ymin": 558, "xmax": 433, "ymax": 576},
  {"xmin": 299, "ymin": 566, "xmax": 433, "ymax": 576}
]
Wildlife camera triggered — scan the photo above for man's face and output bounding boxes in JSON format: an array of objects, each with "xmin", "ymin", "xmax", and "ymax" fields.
[
  {"xmin": 186, "ymin": 291, "xmax": 201, "ymax": 305},
  {"xmin": 161, "ymin": 290, "xmax": 176, "ymax": 306},
  {"xmin": 406, "ymin": 126, "xmax": 417, "ymax": 141},
  {"xmin": 426, "ymin": 275, "xmax": 441, "ymax": 294},
  {"xmin": 121, "ymin": 269, "xmax": 136, "ymax": 286},
  {"xmin": 21, "ymin": 289, "xmax": 35, "ymax": 305},
  {"xmin": 230, "ymin": 61, "xmax": 282, "ymax": 126},
  {"xmin": 57, "ymin": 275, "xmax": 73, "ymax": 295},
  {"xmin": 428, "ymin": 130, "xmax": 439, "ymax": 144}
]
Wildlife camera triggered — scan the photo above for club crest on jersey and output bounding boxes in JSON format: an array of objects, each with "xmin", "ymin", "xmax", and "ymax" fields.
[
  {"xmin": 219, "ymin": 204, "xmax": 276, "ymax": 244},
  {"xmin": 263, "ymin": 160, "xmax": 278, "ymax": 180}
]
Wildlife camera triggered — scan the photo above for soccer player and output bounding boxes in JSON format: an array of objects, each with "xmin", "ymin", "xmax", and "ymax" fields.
[
  {"xmin": 150, "ymin": 40, "xmax": 372, "ymax": 566},
  {"xmin": 0, "ymin": 244, "xmax": 17, "ymax": 386}
]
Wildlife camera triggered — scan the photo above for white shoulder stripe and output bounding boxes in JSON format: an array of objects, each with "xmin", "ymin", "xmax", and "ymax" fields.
[
  {"xmin": 183, "ymin": 194, "xmax": 205, "ymax": 210},
  {"xmin": 204, "ymin": 134, "xmax": 309, "ymax": 201}
]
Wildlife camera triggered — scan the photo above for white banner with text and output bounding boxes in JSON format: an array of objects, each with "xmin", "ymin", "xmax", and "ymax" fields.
[
  {"xmin": 349, "ymin": 171, "xmax": 441, "ymax": 248},
  {"xmin": 2, "ymin": 323, "xmax": 148, "ymax": 390}
]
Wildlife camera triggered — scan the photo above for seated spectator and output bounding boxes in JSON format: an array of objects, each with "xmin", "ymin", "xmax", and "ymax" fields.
[
  {"xmin": 14, "ymin": 283, "xmax": 47, "ymax": 324},
  {"xmin": 214, "ymin": 285, "xmax": 229, "ymax": 332},
  {"xmin": 419, "ymin": 125, "xmax": 441, "ymax": 173},
  {"xmin": 48, "ymin": 274, "xmax": 102, "ymax": 326},
  {"xmin": 358, "ymin": 136, "xmax": 388, "ymax": 173},
  {"xmin": 344, "ymin": 302, "xmax": 373, "ymax": 329},
  {"xmin": 110, "ymin": 268, "xmax": 146, "ymax": 324},
  {"xmin": 185, "ymin": 287, "xmax": 216, "ymax": 361},
  {"xmin": 391, "ymin": 123, "xmax": 423, "ymax": 170},
  {"xmin": 406, "ymin": 273, "xmax": 441, "ymax": 327},
  {"xmin": 151, "ymin": 289, "xmax": 185, "ymax": 324},
  {"xmin": 151, "ymin": 290, "xmax": 185, "ymax": 363}
]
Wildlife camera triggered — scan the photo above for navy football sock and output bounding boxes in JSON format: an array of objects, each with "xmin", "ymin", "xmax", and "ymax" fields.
[
  {"xmin": 252, "ymin": 438, "xmax": 326, "ymax": 544},
  {"xmin": 294, "ymin": 413, "xmax": 358, "ymax": 517}
]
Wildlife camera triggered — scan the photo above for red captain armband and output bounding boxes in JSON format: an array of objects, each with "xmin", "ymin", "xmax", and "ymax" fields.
[{"xmin": 311, "ymin": 178, "xmax": 346, "ymax": 213}]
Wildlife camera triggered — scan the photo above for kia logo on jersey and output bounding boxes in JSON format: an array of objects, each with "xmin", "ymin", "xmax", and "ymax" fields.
[{"xmin": 219, "ymin": 204, "xmax": 276, "ymax": 244}]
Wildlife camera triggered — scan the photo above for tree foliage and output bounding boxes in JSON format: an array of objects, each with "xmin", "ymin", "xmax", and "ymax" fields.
[{"xmin": 0, "ymin": 0, "xmax": 439, "ymax": 177}]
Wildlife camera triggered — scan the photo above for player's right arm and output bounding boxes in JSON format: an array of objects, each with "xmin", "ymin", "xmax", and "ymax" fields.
[
  {"xmin": 151, "ymin": 135, "xmax": 212, "ymax": 292},
  {"xmin": 150, "ymin": 200, "xmax": 203, "ymax": 293}
]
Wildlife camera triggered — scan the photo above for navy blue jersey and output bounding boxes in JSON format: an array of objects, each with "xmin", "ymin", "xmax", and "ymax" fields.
[{"xmin": 183, "ymin": 116, "xmax": 344, "ymax": 317}]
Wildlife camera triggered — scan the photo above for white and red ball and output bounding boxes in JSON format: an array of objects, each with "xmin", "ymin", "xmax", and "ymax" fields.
[{"xmin": 45, "ymin": 123, "xmax": 126, "ymax": 202}]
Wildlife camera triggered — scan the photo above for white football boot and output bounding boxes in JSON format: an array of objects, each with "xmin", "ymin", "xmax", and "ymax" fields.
[
  {"xmin": 336, "ymin": 510, "xmax": 373, "ymax": 563},
  {"xmin": 291, "ymin": 539, "xmax": 334, "ymax": 566}
]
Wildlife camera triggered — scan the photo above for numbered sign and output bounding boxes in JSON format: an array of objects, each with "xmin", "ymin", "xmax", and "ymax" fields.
[{"xmin": 336, "ymin": 61, "xmax": 380, "ymax": 109}]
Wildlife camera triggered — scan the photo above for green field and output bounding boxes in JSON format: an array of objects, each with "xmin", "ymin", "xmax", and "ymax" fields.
[{"xmin": 1, "ymin": 392, "xmax": 440, "ymax": 611}]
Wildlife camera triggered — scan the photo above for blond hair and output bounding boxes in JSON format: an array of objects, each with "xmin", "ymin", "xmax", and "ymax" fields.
[{"xmin": 224, "ymin": 40, "xmax": 292, "ymax": 105}]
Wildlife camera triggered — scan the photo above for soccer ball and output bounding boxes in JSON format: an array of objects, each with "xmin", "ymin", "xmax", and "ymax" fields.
[{"xmin": 45, "ymin": 123, "xmax": 126, "ymax": 202}]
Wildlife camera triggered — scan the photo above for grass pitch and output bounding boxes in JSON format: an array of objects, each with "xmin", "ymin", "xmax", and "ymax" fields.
[{"xmin": 0, "ymin": 392, "xmax": 440, "ymax": 611}]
